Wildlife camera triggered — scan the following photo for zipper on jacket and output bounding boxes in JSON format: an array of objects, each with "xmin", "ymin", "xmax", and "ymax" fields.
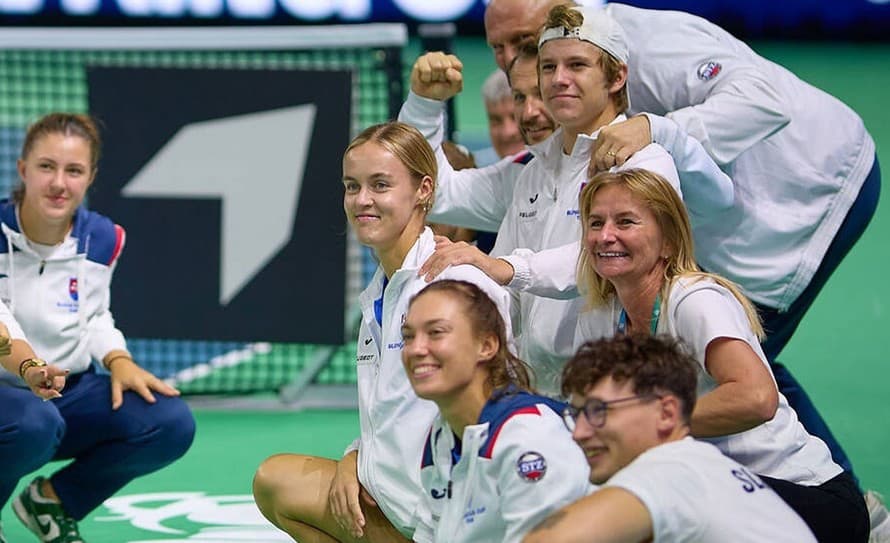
[{"xmin": 39, "ymin": 260, "xmax": 45, "ymax": 275}]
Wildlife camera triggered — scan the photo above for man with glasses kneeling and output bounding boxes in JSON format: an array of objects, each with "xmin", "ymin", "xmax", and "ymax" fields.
[{"xmin": 523, "ymin": 335, "xmax": 816, "ymax": 543}]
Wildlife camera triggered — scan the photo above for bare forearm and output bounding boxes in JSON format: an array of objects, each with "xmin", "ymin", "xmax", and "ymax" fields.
[
  {"xmin": 691, "ymin": 383, "xmax": 776, "ymax": 437},
  {"xmin": 0, "ymin": 339, "xmax": 38, "ymax": 376},
  {"xmin": 523, "ymin": 488, "xmax": 652, "ymax": 543}
]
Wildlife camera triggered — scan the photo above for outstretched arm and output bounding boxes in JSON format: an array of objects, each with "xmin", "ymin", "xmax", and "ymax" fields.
[
  {"xmin": 418, "ymin": 237, "xmax": 581, "ymax": 301},
  {"xmin": 399, "ymin": 51, "xmax": 463, "ymax": 153},
  {"xmin": 399, "ymin": 53, "xmax": 519, "ymax": 232},
  {"xmin": 590, "ymin": 116, "xmax": 735, "ymax": 226},
  {"xmin": 523, "ymin": 487, "xmax": 653, "ymax": 543}
]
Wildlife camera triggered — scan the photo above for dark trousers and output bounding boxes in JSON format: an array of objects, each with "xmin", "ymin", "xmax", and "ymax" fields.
[
  {"xmin": 762, "ymin": 471, "xmax": 869, "ymax": 543},
  {"xmin": 757, "ymin": 155, "xmax": 881, "ymax": 484},
  {"xmin": 0, "ymin": 367, "xmax": 195, "ymax": 519}
]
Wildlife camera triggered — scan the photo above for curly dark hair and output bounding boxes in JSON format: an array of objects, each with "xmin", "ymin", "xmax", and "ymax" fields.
[{"xmin": 561, "ymin": 335, "xmax": 698, "ymax": 424}]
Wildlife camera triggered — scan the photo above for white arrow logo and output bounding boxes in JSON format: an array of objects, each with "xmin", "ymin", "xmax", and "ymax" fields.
[{"xmin": 122, "ymin": 105, "xmax": 316, "ymax": 305}]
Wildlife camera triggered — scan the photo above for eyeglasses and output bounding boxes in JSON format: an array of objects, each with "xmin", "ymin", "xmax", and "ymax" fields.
[{"xmin": 562, "ymin": 394, "xmax": 661, "ymax": 432}]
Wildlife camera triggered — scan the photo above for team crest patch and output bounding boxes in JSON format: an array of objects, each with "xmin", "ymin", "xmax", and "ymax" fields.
[
  {"xmin": 516, "ymin": 451, "xmax": 547, "ymax": 482},
  {"xmin": 68, "ymin": 277, "xmax": 79, "ymax": 301},
  {"xmin": 697, "ymin": 61, "xmax": 722, "ymax": 81}
]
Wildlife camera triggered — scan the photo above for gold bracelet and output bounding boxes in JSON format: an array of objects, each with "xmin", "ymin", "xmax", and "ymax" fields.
[
  {"xmin": 18, "ymin": 357, "xmax": 47, "ymax": 379},
  {"xmin": 104, "ymin": 354, "xmax": 133, "ymax": 370}
]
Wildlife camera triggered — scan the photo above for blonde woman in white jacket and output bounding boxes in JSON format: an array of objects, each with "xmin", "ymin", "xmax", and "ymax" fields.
[
  {"xmin": 0, "ymin": 112, "xmax": 195, "ymax": 543},
  {"xmin": 253, "ymin": 122, "xmax": 513, "ymax": 543},
  {"xmin": 572, "ymin": 168, "xmax": 868, "ymax": 542}
]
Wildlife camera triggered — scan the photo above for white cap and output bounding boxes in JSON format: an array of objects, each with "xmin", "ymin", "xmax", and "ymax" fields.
[{"xmin": 538, "ymin": 6, "xmax": 628, "ymax": 65}]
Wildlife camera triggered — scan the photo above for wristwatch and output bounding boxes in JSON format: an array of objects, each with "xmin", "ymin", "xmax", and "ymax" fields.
[{"xmin": 18, "ymin": 357, "xmax": 47, "ymax": 380}]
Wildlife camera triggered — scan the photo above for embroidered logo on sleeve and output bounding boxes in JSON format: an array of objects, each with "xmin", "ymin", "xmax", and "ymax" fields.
[
  {"xmin": 516, "ymin": 451, "xmax": 547, "ymax": 482},
  {"xmin": 697, "ymin": 61, "xmax": 722, "ymax": 81}
]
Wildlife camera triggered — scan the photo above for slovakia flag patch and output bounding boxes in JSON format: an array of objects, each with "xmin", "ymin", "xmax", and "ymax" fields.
[{"xmin": 68, "ymin": 277, "xmax": 79, "ymax": 301}]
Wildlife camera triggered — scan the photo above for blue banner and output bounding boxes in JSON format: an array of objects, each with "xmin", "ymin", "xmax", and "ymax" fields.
[{"xmin": 2, "ymin": 0, "xmax": 888, "ymax": 40}]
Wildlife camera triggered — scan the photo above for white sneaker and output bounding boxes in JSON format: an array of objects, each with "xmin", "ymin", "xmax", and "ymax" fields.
[
  {"xmin": 867, "ymin": 490, "xmax": 890, "ymax": 543},
  {"xmin": 12, "ymin": 477, "xmax": 85, "ymax": 543}
]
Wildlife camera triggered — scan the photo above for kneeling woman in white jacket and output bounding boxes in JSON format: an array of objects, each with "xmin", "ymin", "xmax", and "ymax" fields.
[
  {"xmin": 253, "ymin": 122, "xmax": 513, "ymax": 543},
  {"xmin": 402, "ymin": 280, "xmax": 591, "ymax": 543},
  {"xmin": 0, "ymin": 112, "xmax": 195, "ymax": 542}
]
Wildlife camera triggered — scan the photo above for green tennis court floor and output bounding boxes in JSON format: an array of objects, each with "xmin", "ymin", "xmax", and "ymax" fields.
[
  {"xmin": 1, "ymin": 410, "xmax": 359, "ymax": 542},
  {"xmin": 3, "ymin": 397, "xmax": 888, "ymax": 542}
]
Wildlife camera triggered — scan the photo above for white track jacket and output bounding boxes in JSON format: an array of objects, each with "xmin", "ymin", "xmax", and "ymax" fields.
[
  {"xmin": 413, "ymin": 389, "xmax": 592, "ymax": 543},
  {"xmin": 0, "ymin": 200, "xmax": 127, "ymax": 385},
  {"xmin": 606, "ymin": 3, "xmax": 876, "ymax": 309},
  {"xmin": 348, "ymin": 227, "xmax": 513, "ymax": 535}
]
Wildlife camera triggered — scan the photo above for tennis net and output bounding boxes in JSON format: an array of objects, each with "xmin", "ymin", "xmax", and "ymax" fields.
[{"xmin": 0, "ymin": 24, "xmax": 407, "ymax": 400}]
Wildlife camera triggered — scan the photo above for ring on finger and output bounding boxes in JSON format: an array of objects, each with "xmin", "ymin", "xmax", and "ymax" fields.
[{"xmin": 606, "ymin": 150, "xmax": 617, "ymax": 157}]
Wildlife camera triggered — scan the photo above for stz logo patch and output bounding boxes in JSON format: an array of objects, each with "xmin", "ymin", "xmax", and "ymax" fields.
[
  {"xmin": 697, "ymin": 61, "xmax": 722, "ymax": 81},
  {"xmin": 516, "ymin": 451, "xmax": 547, "ymax": 482},
  {"xmin": 68, "ymin": 277, "xmax": 79, "ymax": 301},
  {"xmin": 529, "ymin": 193, "xmax": 539, "ymax": 204}
]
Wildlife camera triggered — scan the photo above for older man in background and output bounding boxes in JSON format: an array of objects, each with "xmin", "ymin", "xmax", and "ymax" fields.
[{"xmin": 475, "ymin": 69, "xmax": 524, "ymax": 166}]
